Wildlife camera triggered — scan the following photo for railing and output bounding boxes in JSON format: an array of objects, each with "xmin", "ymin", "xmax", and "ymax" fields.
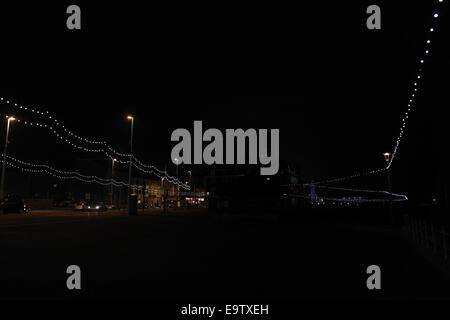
[{"xmin": 404, "ymin": 215, "xmax": 449, "ymax": 261}]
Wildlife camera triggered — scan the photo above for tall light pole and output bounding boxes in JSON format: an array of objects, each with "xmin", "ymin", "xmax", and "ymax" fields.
[
  {"xmin": 110, "ymin": 158, "xmax": 116, "ymax": 205},
  {"xmin": 127, "ymin": 115, "xmax": 134, "ymax": 197},
  {"xmin": 1, "ymin": 116, "xmax": 16, "ymax": 199},
  {"xmin": 174, "ymin": 158, "xmax": 180, "ymax": 206},
  {"xmin": 383, "ymin": 152, "xmax": 394, "ymax": 225},
  {"xmin": 187, "ymin": 170, "xmax": 192, "ymax": 197}
]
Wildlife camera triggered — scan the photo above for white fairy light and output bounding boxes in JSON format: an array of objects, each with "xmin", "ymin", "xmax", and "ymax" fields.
[
  {"xmin": 0, "ymin": 105, "xmax": 189, "ymax": 188},
  {"xmin": 1, "ymin": 154, "xmax": 194, "ymax": 193},
  {"xmin": 309, "ymin": 1, "xmax": 444, "ymax": 185}
]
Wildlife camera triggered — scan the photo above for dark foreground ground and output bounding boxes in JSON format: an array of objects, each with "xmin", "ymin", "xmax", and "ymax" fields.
[{"xmin": 0, "ymin": 208, "xmax": 449, "ymax": 300}]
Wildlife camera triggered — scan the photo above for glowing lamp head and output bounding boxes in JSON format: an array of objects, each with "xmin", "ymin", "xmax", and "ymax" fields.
[
  {"xmin": 383, "ymin": 152, "xmax": 391, "ymax": 162},
  {"xmin": 127, "ymin": 115, "xmax": 133, "ymax": 120},
  {"xmin": 7, "ymin": 116, "xmax": 16, "ymax": 121}
]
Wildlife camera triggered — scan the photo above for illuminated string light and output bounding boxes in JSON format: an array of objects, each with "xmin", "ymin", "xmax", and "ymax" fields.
[
  {"xmin": 1, "ymin": 154, "xmax": 200, "ymax": 196},
  {"xmin": 2, "ymin": 155, "xmax": 139, "ymax": 188},
  {"xmin": 310, "ymin": 0, "xmax": 445, "ymax": 185},
  {"xmin": 308, "ymin": 167, "xmax": 387, "ymax": 185},
  {"xmin": 388, "ymin": 2, "xmax": 444, "ymax": 168},
  {"xmin": 0, "ymin": 106, "xmax": 189, "ymax": 189},
  {"xmin": 284, "ymin": 193, "xmax": 407, "ymax": 203},
  {"xmin": 0, "ymin": 147, "xmax": 189, "ymax": 190},
  {"xmin": 2, "ymin": 1, "xmax": 444, "ymax": 192},
  {"xmin": 303, "ymin": 184, "xmax": 408, "ymax": 201}
]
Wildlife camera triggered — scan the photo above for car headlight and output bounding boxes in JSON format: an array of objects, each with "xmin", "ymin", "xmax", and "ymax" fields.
[
  {"xmin": 88, "ymin": 206, "xmax": 91, "ymax": 209},
  {"xmin": 95, "ymin": 206, "xmax": 100, "ymax": 209}
]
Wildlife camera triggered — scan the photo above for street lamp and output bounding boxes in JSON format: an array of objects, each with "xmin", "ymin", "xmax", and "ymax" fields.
[
  {"xmin": 110, "ymin": 158, "xmax": 117, "ymax": 205},
  {"xmin": 1, "ymin": 116, "xmax": 16, "ymax": 199},
  {"xmin": 127, "ymin": 115, "xmax": 134, "ymax": 197},
  {"xmin": 174, "ymin": 157, "xmax": 180, "ymax": 205},
  {"xmin": 383, "ymin": 152, "xmax": 394, "ymax": 225}
]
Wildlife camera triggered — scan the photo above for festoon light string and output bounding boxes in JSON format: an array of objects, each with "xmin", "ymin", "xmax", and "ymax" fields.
[
  {"xmin": 0, "ymin": 100, "xmax": 189, "ymax": 189},
  {"xmin": 0, "ymin": 153, "xmax": 204, "ymax": 196},
  {"xmin": 310, "ymin": 0, "xmax": 445, "ymax": 186}
]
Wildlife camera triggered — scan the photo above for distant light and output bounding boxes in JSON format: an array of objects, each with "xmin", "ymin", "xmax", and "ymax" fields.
[
  {"xmin": 434, "ymin": 13, "xmax": 439, "ymax": 18},
  {"xmin": 427, "ymin": 40, "xmax": 431, "ymax": 44},
  {"xmin": 430, "ymin": 28, "xmax": 434, "ymax": 32}
]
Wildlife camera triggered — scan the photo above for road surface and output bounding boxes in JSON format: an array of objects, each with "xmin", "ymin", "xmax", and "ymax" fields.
[{"xmin": 0, "ymin": 209, "xmax": 449, "ymax": 300}]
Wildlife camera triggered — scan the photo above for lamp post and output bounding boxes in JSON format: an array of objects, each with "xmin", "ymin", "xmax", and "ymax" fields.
[
  {"xmin": 174, "ymin": 158, "xmax": 180, "ymax": 206},
  {"xmin": 160, "ymin": 176, "xmax": 165, "ymax": 206},
  {"xmin": 127, "ymin": 115, "xmax": 134, "ymax": 196},
  {"xmin": 383, "ymin": 152, "xmax": 394, "ymax": 225},
  {"xmin": 110, "ymin": 158, "xmax": 116, "ymax": 205},
  {"xmin": 1, "ymin": 116, "xmax": 16, "ymax": 199},
  {"xmin": 187, "ymin": 170, "xmax": 192, "ymax": 198}
]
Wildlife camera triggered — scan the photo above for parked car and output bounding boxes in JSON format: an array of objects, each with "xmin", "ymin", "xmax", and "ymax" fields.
[
  {"xmin": 86, "ymin": 203, "xmax": 107, "ymax": 212},
  {"xmin": 105, "ymin": 204, "xmax": 116, "ymax": 210},
  {"xmin": 74, "ymin": 202, "xmax": 87, "ymax": 211},
  {"xmin": 1, "ymin": 194, "xmax": 31, "ymax": 214}
]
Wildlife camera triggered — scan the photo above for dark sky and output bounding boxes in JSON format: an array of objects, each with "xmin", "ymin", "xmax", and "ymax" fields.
[{"xmin": 0, "ymin": 1, "xmax": 448, "ymax": 199}]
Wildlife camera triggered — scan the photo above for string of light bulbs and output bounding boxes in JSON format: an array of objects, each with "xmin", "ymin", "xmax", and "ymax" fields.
[
  {"xmin": 388, "ymin": 1, "xmax": 444, "ymax": 168},
  {"xmin": 308, "ymin": 0, "xmax": 445, "ymax": 185},
  {"xmin": 2, "ymin": 154, "xmax": 138, "ymax": 188},
  {"xmin": 309, "ymin": 167, "xmax": 387, "ymax": 186},
  {"xmin": 0, "ymin": 106, "xmax": 189, "ymax": 189},
  {"xmin": 284, "ymin": 193, "xmax": 408, "ymax": 203},
  {"xmin": 1, "ymin": 154, "xmax": 202, "ymax": 196},
  {"xmin": 284, "ymin": 182, "xmax": 408, "ymax": 200},
  {"xmin": 0, "ymin": 99, "xmax": 187, "ymax": 187},
  {"xmin": 303, "ymin": 183, "xmax": 409, "ymax": 201},
  {"xmin": 0, "ymin": 141, "xmax": 189, "ymax": 190}
]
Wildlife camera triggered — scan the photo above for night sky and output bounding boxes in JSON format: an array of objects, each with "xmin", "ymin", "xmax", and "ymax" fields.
[{"xmin": 0, "ymin": 1, "xmax": 448, "ymax": 201}]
